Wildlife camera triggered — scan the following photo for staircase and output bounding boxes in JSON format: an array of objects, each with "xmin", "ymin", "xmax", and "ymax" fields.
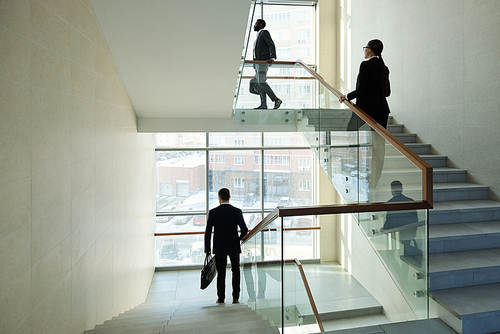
[
  {"xmin": 384, "ymin": 118, "xmax": 500, "ymax": 334},
  {"xmin": 300, "ymin": 111, "xmax": 500, "ymax": 334},
  {"xmin": 83, "ymin": 299, "xmax": 279, "ymax": 334}
]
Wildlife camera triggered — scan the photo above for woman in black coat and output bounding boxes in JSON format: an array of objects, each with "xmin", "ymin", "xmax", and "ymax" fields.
[
  {"xmin": 339, "ymin": 39, "xmax": 391, "ymax": 190},
  {"xmin": 340, "ymin": 39, "xmax": 391, "ymax": 130}
]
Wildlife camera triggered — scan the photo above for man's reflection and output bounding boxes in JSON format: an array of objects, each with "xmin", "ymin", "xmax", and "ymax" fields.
[{"xmin": 374, "ymin": 181, "xmax": 422, "ymax": 280}]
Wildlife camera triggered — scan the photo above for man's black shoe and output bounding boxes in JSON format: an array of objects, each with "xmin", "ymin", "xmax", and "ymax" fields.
[
  {"xmin": 273, "ymin": 99, "xmax": 283, "ymax": 109},
  {"xmin": 254, "ymin": 105, "xmax": 268, "ymax": 109}
]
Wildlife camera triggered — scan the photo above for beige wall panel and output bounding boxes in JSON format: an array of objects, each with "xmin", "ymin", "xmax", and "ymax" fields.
[
  {"xmin": 31, "ymin": 43, "xmax": 71, "ymax": 93},
  {"xmin": 0, "ymin": 223, "xmax": 31, "ymax": 289},
  {"xmin": 0, "ymin": 0, "xmax": 31, "ymax": 37},
  {"xmin": 70, "ymin": 27, "xmax": 96, "ymax": 70},
  {"xmin": 96, "ymin": 151, "xmax": 113, "ymax": 183},
  {"xmin": 32, "ymin": 271, "xmax": 72, "ymax": 334},
  {"xmin": 70, "ymin": 61, "xmax": 96, "ymax": 99},
  {"xmin": 0, "ymin": 270, "xmax": 31, "ymax": 334},
  {"xmin": 0, "ymin": 26, "xmax": 30, "ymax": 84},
  {"xmin": 0, "ymin": 178, "xmax": 31, "ymax": 237},
  {"xmin": 31, "ymin": 0, "xmax": 71, "ymax": 57},
  {"xmin": 71, "ymin": 186, "xmax": 96, "ymax": 231},
  {"xmin": 72, "ymin": 157, "xmax": 96, "ymax": 198},
  {"xmin": 31, "ymin": 236, "xmax": 72, "ymax": 308},
  {"xmin": 32, "ymin": 201, "xmax": 71, "ymax": 264}
]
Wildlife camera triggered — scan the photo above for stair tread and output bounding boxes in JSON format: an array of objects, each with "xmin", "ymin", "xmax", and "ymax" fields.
[
  {"xmin": 429, "ymin": 248, "xmax": 500, "ymax": 274},
  {"xmin": 430, "ymin": 221, "xmax": 500, "ymax": 240},
  {"xmin": 432, "ymin": 200, "xmax": 500, "ymax": 212},
  {"xmin": 430, "ymin": 282, "xmax": 500, "ymax": 318}
]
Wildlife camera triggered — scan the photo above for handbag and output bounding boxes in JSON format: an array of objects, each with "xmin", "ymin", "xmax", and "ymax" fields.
[
  {"xmin": 249, "ymin": 78, "xmax": 260, "ymax": 95},
  {"xmin": 200, "ymin": 254, "xmax": 217, "ymax": 290}
]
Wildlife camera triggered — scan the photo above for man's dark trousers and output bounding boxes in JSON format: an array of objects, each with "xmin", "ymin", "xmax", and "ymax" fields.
[{"xmin": 215, "ymin": 253, "xmax": 240, "ymax": 302}]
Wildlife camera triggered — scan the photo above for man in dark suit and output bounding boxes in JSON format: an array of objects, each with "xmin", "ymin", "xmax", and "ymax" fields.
[
  {"xmin": 252, "ymin": 19, "xmax": 282, "ymax": 110},
  {"xmin": 205, "ymin": 188, "xmax": 248, "ymax": 304}
]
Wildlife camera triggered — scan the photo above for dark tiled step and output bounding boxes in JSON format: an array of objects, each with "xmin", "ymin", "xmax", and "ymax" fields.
[
  {"xmin": 369, "ymin": 182, "xmax": 488, "ymax": 203},
  {"xmin": 392, "ymin": 133, "xmax": 416, "ymax": 143},
  {"xmin": 430, "ymin": 221, "xmax": 500, "ymax": 253},
  {"xmin": 429, "ymin": 248, "xmax": 500, "ymax": 290},
  {"xmin": 430, "ymin": 283, "xmax": 500, "ymax": 334},
  {"xmin": 385, "ymin": 142, "xmax": 431, "ymax": 155},
  {"xmin": 376, "ymin": 167, "xmax": 466, "ymax": 185},
  {"xmin": 429, "ymin": 200, "xmax": 500, "ymax": 225}
]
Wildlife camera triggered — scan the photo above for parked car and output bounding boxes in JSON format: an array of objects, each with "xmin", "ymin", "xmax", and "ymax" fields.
[
  {"xmin": 193, "ymin": 215, "xmax": 206, "ymax": 226},
  {"xmin": 160, "ymin": 239, "xmax": 179, "ymax": 260},
  {"xmin": 191, "ymin": 241, "xmax": 204, "ymax": 264},
  {"xmin": 278, "ymin": 197, "xmax": 290, "ymax": 207},
  {"xmin": 243, "ymin": 193, "xmax": 256, "ymax": 207},
  {"xmin": 174, "ymin": 216, "xmax": 191, "ymax": 225}
]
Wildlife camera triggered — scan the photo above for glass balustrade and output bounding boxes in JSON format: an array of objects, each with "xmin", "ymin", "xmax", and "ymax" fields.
[
  {"xmin": 235, "ymin": 59, "xmax": 431, "ymax": 330},
  {"xmin": 241, "ymin": 214, "xmax": 323, "ymax": 332}
]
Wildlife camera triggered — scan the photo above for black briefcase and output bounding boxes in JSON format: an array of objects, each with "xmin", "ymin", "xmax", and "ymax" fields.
[{"xmin": 200, "ymin": 254, "xmax": 217, "ymax": 290}]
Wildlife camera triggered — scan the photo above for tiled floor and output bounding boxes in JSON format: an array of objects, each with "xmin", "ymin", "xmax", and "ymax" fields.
[
  {"xmin": 149, "ymin": 262, "xmax": 459, "ymax": 333},
  {"xmin": 150, "ymin": 261, "xmax": 390, "ymax": 332}
]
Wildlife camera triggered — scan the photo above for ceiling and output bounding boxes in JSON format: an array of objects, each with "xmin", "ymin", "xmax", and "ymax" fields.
[{"xmin": 90, "ymin": 0, "xmax": 252, "ymax": 119}]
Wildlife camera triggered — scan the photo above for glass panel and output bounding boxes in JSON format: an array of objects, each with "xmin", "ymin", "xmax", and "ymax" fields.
[
  {"xmin": 358, "ymin": 208, "xmax": 429, "ymax": 319},
  {"xmin": 156, "ymin": 151, "xmax": 206, "ymax": 213},
  {"xmin": 156, "ymin": 234, "xmax": 206, "ymax": 266},
  {"xmin": 209, "ymin": 132, "xmax": 261, "ymax": 147},
  {"xmin": 284, "ymin": 215, "xmax": 315, "ymax": 260},
  {"xmin": 263, "ymin": 132, "xmax": 309, "ymax": 147},
  {"xmin": 245, "ymin": 5, "xmax": 316, "ymax": 62},
  {"xmin": 283, "ymin": 262, "xmax": 321, "ymax": 331},
  {"xmin": 155, "ymin": 133, "xmax": 206, "ymax": 148},
  {"xmin": 241, "ymin": 216, "xmax": 283, "ymax": 326},
  {"xmin": 156, "ymin": 215, "xmax": 205, "ymax": 234},
  {"xmin": 208, "ymin": 150, "xmax": 261, "ymax": 210},
  {"xmin": 264, "ymin": 149, "xmax": 314, "ymax": 210}
]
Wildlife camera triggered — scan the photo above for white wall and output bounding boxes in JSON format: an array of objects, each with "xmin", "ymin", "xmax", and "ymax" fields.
[
  {"xmin": 0, "ymin": 1, "xmax": 156, "ymax": 333},
  {"xmin": 346, "ymin": 0, "xmax": 500, "ymax": 200}
]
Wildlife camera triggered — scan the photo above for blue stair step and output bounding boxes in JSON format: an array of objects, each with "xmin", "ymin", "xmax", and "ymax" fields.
[
  {"xmin": 429, "ymin": 248, "xmax": 500, "ymax": 290},
  {"xmin": 430, "ymin": 221, "xmax": 500, "ymax": 253},
  {"xmin": 430, "ymin": 283, "xmax": 500, "ymax": 334},
  {"xmin": 429, "ymin": 200, "xmax": 500, "ymax": 225},
  {"xmin": 392, "ymin": 133, "xmax": 416, "ymax": 143}
]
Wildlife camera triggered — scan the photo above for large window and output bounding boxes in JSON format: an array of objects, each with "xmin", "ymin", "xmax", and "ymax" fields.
[{"xmin": 155, "ymin": 132, "xmax": 316, "ymax": 267}]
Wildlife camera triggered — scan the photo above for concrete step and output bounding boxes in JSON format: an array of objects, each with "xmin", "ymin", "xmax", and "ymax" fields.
[
  {"xmin": 429, "ymin": 248, "xmax": 500, "ymax": 290},
  {"xmin": 163, "ymin": 318, "xmax": 274, "ymax": 334},
  {"xmin": 430, "ymin": 221, "xmax": 500, "ymax": 253},
  {"xmin": 429, "ymin": 200, "xmax": 500, "ymax": 225},
  {"xmin": 431, "ymin": 283, "xmax": 500, "ymax": 334}
]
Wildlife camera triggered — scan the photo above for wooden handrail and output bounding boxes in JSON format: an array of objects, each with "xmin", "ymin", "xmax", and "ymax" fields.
[
  {"xmin": 294, "ymin": 259, "xmax": 324, "ymax": 332},
  {"xmin": 241, "ymin": 258, "xmax": 324, "ymax": 332}
]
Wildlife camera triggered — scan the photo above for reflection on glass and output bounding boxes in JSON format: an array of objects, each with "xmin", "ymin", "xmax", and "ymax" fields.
[
  {"xmin": 155, "ymin": 133, "xmax": 206, "ymax": 148},
  {"xmin": 209, "ymin": 150, "xmax": 261, "ymax": 210},
  {"xmin": 156, "ymin": 215, "xmax": 205, "ymax": 233},
  {"xmin": 264, "ymin": 132, "xmax": 309, "ymax": 147},
  {"xmin": 209, "ymin": 132, "xmax": 261, "ymax": 147},
  {"xmin": 156, "ymin": 235, "xmax": 206, "ymax": 266},
  {"xmin": 283, "ymin": 215, "xmax": 315, "ymax": 260},
  {"xmin": 156, "ymin": 151, "xmax": 206, "ymax": 212},
  {"xmin": 264, "ymin": 150, "xmax": 313, "ymax": 209}
]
